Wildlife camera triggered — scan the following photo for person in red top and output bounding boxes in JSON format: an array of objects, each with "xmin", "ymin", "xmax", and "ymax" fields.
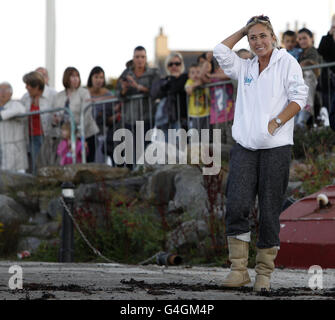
[{"xmin": 22, "ymin": 72, "xmax": 45, "ymax": 174}]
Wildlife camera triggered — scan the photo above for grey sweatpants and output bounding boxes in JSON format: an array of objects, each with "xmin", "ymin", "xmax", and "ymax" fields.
[{"xmin": 225, "ymin": 143, "xmax": 291, "ymax": 249}]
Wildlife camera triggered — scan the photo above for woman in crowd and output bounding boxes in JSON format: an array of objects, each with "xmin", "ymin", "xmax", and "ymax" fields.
[
  {"xmin": 213, "ymin": 15, "xmax": 308, "ymax": 291},
  {"xmin": 87, "ymin": 66, "xmax": 117, "ymax": 163},
  {"xmin": 297, "ymin": 28, "xmax": 322, "ymax": 64},
  {"xmin": 54, "ymin": 67, "xmax": 99, "ymax": 162},
  {"xmin": 21, "ymin": 71, "xmax": 54, "ymax": 174},
  {"xmin": 296, "ymin": 28, "xmax": 323, "ymax": 126},
  {"xmin": 151, "ymin": 52, "xmax": 188, "ymax": 141}
]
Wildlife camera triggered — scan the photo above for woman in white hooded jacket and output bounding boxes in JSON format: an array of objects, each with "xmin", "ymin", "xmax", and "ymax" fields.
[{"xmin": 213, "ymin": 15, "xmax": 308, "ymax": 292}]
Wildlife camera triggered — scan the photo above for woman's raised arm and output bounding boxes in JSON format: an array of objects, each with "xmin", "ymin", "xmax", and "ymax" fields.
[{"xmin": 221, "ymin": 27, "xmax": 247, "ymax": 49}]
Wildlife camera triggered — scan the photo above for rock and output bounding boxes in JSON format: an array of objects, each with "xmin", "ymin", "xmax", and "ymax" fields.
[
  {"xmin": 29, "ymin": 211, "xmax": 50, "ymax": 225},
  {"xmin": 47, "ymin": 198, "xmax": 63, "ymax": 220},
  {"xmin": 172, "ymin": 166, "xmax": 209, "ymax": 219},
  {"xmin": 0, "ymin": 195, "xmax": 29, "ymax": 225},
  {"xmin": 107, "ymin": 175, "xmax": 149, "ymax": 195},
  {"xmin": 140, "ymin": 165, "xmax": 186, "ymax": 204},
  {"xmin": 13, "ymin": 190, "xmax": 39, "ymax": 214},
  {"xmin": 138, "ymin": 141, "xmax": 187, "ymax": 169},
  {"xmin": 37, "ymin": 164, "xmax": 129, "ymax": 184},
  {"xmin": 75, "ymin": 183, "xmax": 110, "ymax": 203},
  {"xmin": 187, "ymin": 143, "xmax": 229, "ymax": 167},
  {"xmin": 19, "ymin": 222, "xmax": 60, "ymax": 239},
  {"xmin": 166, "ymin": 220, "xmax": 210, "ymax": 251},
  {"xmin": 74, "ymin": 175, "xmax": 148, "ymax": 205},
  {"xmin": 19, "ymin": 224, "xmax": 37, "ymax": 236},
  {"xmin": 39, "ymin": 222, "xmax": 61, "ymax": 239},
  {"xmin": 17, "ymin": 237, "xmax": 42, "ymax": 254},
  {"xmin": 0, "ymin": 170, "xmax": 36, "ymax": 194}
]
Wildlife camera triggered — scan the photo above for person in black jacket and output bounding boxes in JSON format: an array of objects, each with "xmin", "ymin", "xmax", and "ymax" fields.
[
  {"xmin": 318, "ymin": 15, "xmax": 335, "ymax": 112},
  {"xmin": 151, "ymin": 52, "xmax": 188, "ymax": 142},
  {"xmin": 330, "ymin": 95, "xmax": 335, "ymax": 131}
]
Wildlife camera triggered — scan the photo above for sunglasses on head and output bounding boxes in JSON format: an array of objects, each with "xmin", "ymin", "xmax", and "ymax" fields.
[
  {"xmin": 247, "ymin": 15, "xmax": 270, "ymax": 25},
  {"xmin": 168, "ymin": 61, "xmax": 182, "ymax": 67}
]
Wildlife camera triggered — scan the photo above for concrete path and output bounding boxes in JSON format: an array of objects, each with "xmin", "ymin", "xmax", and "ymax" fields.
[{"xmin": 0, "ymin": 261, "xmax": 334, "ymax": 300}]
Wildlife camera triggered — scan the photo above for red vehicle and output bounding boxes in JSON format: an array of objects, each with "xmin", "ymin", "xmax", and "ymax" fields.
[{"xmin": 276, "ymin": 185, "xmax": 335, "ymax": 269}]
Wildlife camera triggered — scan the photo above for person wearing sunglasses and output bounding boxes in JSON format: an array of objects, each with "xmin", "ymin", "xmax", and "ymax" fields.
[
  {"xmin": 213, "ymin": 15, "xmax": 308, "ymax": 292},
  {"xmin": 151, "ymin": 52, "xmax": 188, "ymax": 141}
]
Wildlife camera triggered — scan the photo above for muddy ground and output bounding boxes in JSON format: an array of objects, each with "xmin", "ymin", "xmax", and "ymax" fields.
[{"xmin": 0, "ymin": 261, "xmax": 334, "ymax": 300}]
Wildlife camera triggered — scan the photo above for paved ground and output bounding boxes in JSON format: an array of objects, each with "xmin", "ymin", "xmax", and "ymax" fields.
[{"xmin": 0, "ymin": 261, "xmax": 334, "ymax": 300}]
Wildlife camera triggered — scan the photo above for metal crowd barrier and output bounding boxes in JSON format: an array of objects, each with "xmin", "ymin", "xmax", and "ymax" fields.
[
  {"xmin": 81, "ymin": 94, "xmax": 155, "ymax": 164},
  {"xmin": 79, "ymin": 61, "xmax": 335, "ymax": 167},
  {"xmin": 302, "ymin": 61, "xmax": 335, "ymax": 116},
  {"xmin": 7, "ymin": 107, "xmax": 77, "ymax": 174}
]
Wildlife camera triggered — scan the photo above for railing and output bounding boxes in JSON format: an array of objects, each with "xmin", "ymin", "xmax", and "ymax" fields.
[
  {"xmin": 1, "ymin": 62, "xmax": 327, "ymax": 174},
  {"xmin": 302, "ymin": 62, "xmax": 335, "ymax": 119},
  {"xmin": 6, "ymin": 107, "xmax": 77, "ymax": 174},
  {"xmin": 79, "ymin": 61, "xmax": 335, "ymax": 167},
  {"xmin": 81, "ymin": 93, "xmax": 156, "ymax": 164},
  {"xmin": 80, "ymin": 80, "xmax": 235, "ymax": 166}
]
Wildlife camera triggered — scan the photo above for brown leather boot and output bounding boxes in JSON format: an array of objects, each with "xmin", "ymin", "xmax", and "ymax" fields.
[
  {"xmin": 222, "ymin": 237, "xmax": 251, "ymax": 287},
  {"xmin": 254, "ymin": 247, "xmax": 278, "ymax": 292}
]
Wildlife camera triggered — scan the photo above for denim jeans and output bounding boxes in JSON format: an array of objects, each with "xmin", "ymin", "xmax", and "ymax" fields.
[{"xmin": 30, "ymin": 135, "xmax": 43, "ymax": 175}]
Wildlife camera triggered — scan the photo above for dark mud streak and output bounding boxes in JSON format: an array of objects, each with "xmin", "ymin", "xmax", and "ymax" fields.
[{"xmin": 120, "ymin": 278, "xmax": 335, "ymax": 298}]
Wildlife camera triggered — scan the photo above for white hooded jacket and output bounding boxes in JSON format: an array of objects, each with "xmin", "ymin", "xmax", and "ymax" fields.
[{"xmin": 214, "ymin": 43, "xmax": 309, "ymax": 150}]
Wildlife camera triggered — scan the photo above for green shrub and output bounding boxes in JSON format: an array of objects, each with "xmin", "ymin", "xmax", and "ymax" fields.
[
  {"xmin": 73, "ymin": 197, "xmax": 165, "ymax": 264},
  {"xmin": 293, "ymin": 127, "xmax": 335, "ymax": 160},
  {"xmin": 0, "ymin": 221, "xmax": 21, "ymax": 258},
  {"xmin": 293, "ymin": 153, "xmax": 335, "ymax": 197}
]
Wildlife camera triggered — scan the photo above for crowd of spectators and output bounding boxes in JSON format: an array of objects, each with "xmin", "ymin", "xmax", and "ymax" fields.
[{"xmin": 1, "ymin": 17, "xmax": 335, "ymax": 173}]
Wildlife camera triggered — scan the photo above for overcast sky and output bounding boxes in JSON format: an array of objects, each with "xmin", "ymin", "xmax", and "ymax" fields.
[{"xmin": 1, "ymin": 0, "xmax": 333, "ymax": 98}]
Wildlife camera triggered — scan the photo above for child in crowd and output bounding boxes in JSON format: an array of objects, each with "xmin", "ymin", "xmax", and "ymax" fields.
[
  {"xmin": 200, "ymin": 56, "xmax": 235, "ymax": 145},
  {"xmin": 185, "ymin": 63, "xmax": 211, "ymax": 131},
  {"xmin": 282, "ymin": 30, "xmax": 302, "ymax": 60},
  {"xmin": 57, "ymin": 122, "xmax": 86, "ymax": 165}
]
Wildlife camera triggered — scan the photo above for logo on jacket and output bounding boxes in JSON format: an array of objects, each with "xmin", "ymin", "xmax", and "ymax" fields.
[{"xmin": 244, "ymin": 75, "xmax": 253, "ymax": 86}]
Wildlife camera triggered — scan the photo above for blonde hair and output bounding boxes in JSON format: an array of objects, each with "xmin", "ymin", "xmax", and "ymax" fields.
[
  {"xmin": 61, "ymin": 121, "xmax": 77, "ymax": 137},
  {"xmin": 246, "ymin": 17, "xmax": 278, "ymax": 48},
  {"xmin": 164, "ymin": 52, "xmax": 185, "ymax": 75}
]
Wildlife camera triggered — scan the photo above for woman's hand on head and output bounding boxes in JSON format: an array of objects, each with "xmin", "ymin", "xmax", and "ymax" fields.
[{"xmin": 242, "ymin": 26, "xmax": 248, "ymax": 37}]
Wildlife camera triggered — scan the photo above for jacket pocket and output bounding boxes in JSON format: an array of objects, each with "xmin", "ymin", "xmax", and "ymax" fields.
[{"xmin": 260, "ymin": 113, "xmax": 272, "ymax": 137}]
